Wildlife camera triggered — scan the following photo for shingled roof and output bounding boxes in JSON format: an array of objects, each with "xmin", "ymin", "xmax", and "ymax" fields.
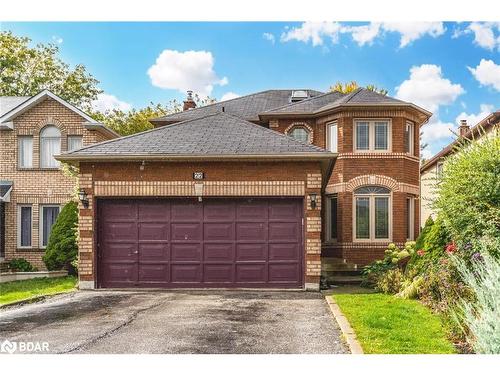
[
  {"xmin": 150, "ymin": 89, "xmax": 324, "ymax": 124},
  {"xmin": 0, "ymin": 96, "xmax": 30, "ymax": 117},
  {"xmin": 58, "ymin": 112, "xmax": 333, "ymax": 161}
]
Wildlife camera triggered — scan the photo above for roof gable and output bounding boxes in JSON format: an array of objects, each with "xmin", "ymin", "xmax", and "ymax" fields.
[
  {"xmin": 60, "ymin": 112, "xmax": 332, "ymax": 160},
  {"xmin": 0, "ymin": 90, "xmax": 96, "ymax": 125}
]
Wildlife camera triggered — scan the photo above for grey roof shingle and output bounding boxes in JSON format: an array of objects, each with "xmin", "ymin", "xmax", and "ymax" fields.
[
  {"xmin": 63, "ymin": 112, "xmax": 331, "ymax": 158},
  {"xmin": 151, "ymin": 89, "xmax": 324, "ymax": 123},
  {"xmin": 264, "ymin": 88, "xmax": 407, "ymax": 115},
  {"xmin": 0, "ymin": 97, "xmax": 30, "ymax": 117}
]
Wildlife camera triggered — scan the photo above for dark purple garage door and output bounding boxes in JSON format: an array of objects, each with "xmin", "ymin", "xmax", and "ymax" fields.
[{"xmin": 98, "ymin": 198, "xmax": 304, "ymax": 288}]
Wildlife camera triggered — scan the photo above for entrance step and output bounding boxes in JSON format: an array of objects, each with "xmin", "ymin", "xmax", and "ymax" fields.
[{"xmin": 321, "ymin": 257, "xmax": 363, "ymax": 288}]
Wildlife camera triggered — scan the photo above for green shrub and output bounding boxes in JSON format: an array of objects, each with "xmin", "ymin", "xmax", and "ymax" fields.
[
  {"xmin": 453, "ymin": 238, "xmax": 500, "ymax": 353},
  {"xmin": 434, "ymin": 128, "xmax": 500, "ymax": 248},
  {"xmin": 415, "ymin": 216, "xmax": 434, "ymax": 251},
  {"xmin": 376, "ymin": 268, "xmax": 403, "ymax": 294},
  {"xmin": 8, "ymin": 258, "xmax": 37, "ymax": 272},
  {"xmin": 42, "ymin": 201, "xmax": 78, "ymax": 273}
]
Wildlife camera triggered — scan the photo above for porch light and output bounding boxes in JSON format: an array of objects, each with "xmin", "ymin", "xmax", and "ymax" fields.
[
  {"xmin": 309, "ymin": 193, "xmax": 317, "ymax": 209},
  {"xmin": 78, "ymin": 189, "xmax": 89, "ymax": 208}
]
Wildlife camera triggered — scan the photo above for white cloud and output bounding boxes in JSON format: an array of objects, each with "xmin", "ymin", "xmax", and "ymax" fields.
[
  {"xmin": 263, "ymin": 33, "xmax": 275, "ymax": 44},
  {"xmin": 381, "ymin": 22, "xmax": 446, "ymax": 47},
  {"xmin": 467, "ymin": 22, "xmax": 500, "ymax": 50},
  {"xmin": 282, "ymin": 22, "xmax": 445, "ymax": 48},
  {"xmin": 92, "ymin": 93, "xmax": 132, "ymax": 112},
  {"xmin": 147, "ymin": 50, "xmax": 228, "ymax": 96},
  {"xmin": 280, "ymin": 21, "xmax": 342, "ymax": 46},
  {"xmin": 395, "ymin": 64, "xmax": 464, "ymax": 113},
  {"xmin": 421, "ymin": 116, "xmax": 458, "ymax": 145},
  {"xmin": 468, "ymin": 59, "xmax": 500, "ymax": 91},
  {"xmin": 455, "ymin": 104, "xmax": 494, "ymax": 127},
  {"xmin": 51, "ymin": 35, "xmax": 63, "ymax": 44},
  {"xmin": 343, "ymin": 23, "xmax": 381, "ymax": 46},
  {"xmin": 220, "ymin": 92, "xmax": 240, "ymax": 101}
]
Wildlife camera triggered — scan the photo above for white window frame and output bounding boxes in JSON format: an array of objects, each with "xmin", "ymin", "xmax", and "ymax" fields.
[
  {"xmin": 352, "ymin": 188, "xmax": 392, "ymax": 242},
  {"xmin": 325, "ymin": 195, "xmax": 338, "ymax": 242},
  {"xmin": 18, "ymin": 136, "xmax": 33, "ymax": 169},
  {"xmin": 17, "ymin": 205, "xmax": 33, "ymax": 248},
  {"xmin": 39, "ymin": 204, "xmax": 61, "ymax": 249},
  {"xmin": 354, "ymin": 119, "xmax": 392, "ymax": 152},
  {"xmin": 406, "ymin": 196, "xmax": 415, "ymax": 241},
  {"xmin": 327, "ymin": 121, "xmax": 338, "ymax": 153},
  {"xmin": 436, "ymin": 162, "xmax": 444, "ymax": 178},
  {"xmin": 405, "ymin": 121, "xmax": 414, "ymax": 155},
  {"xmin": 67, "ymin": 135, "xmax": 83, "ymax": 152},
  {"xmin": 40, "ymin": 125, "xmax": 61, "ymax": 169}
]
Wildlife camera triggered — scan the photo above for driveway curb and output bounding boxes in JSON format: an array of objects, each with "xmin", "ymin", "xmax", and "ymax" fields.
[{"xmin": 325, "ymin": 295, "xmax": 364, "ymax": 354}]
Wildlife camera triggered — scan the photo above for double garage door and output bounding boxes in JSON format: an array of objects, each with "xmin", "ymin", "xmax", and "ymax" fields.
[{"xmin": 98, "ymin": 198, "xmax": 304, "ymax": 288}]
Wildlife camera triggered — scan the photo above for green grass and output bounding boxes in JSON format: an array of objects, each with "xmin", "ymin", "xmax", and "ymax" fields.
[
  {"xmin": 0, "ymin": 276, "xmax": 77, "ymax": 306},
  {"xmin": 333, "ymin": 292, "xmax": 456, "ymax": 354}
]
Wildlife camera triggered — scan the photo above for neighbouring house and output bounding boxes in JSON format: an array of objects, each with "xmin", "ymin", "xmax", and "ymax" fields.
[
  {"xmin": 420, "ymin": 110, "xmax": 500, "ymax": 227},
  {"xmin": 57, "ymin": 88, "xmax": 431, "ymax": 290},
  {"xmin": 0, "ymin": 90, "xmax": 119, "ymax": 269}
]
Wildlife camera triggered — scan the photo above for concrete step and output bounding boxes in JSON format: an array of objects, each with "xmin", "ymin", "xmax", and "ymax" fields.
[
  {"xmin": 321, "ymin": 263, "xmax": 359, "ymax": 271},
  {"xmin": 322, "ymin": 275, "xmax": 364, "ymax": 286}
]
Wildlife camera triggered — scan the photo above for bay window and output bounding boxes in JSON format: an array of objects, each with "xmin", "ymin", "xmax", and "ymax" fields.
[
  {"xmin": 355, "ymin": 120, "xmax": 391, "ymax": 152},
  {"xmin": 404, "ymin": 121, "xmax": 414, "ymax": 154},
  {"xmin": 40, "ymin": 125, "xmax": 61, "ymax": 168},
  {"xmin": 326, "ymin": 195, "xmax": 338, "ymax": 241},
  {"xmin": 406, "ymin": 196, "xmax": 415, "ymax": 240},
  {"xmin": 353, "ymin": 186, "xmax": 391, "ymax": 241},
  {"xmin": 327, "ymin": 122, "xmax": 338, "ymax": 152}
]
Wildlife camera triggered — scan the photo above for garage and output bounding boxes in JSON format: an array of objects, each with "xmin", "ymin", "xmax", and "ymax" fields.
[{"xmin": 98, "ymin": 198, "xmax": 304, "ymax": 288}]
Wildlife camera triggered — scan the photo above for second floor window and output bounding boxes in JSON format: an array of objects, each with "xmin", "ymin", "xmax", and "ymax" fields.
[
  {"xmin": 68, "ymin": 136, "xmax": 83, "ymax": 152},
  {"xmin": 355, "ymin": 120, "xmax": 390, "ymax": 152},
  {"xmin": 40, "ymin": 126, "xmax": 61, "ymax": 168},
  {"xmin": 405, "ymin": 121, "xmax": 414, "ymax": 154},
  {"xmin": 18, "ymin": 136, "xmax": 33, "ymax": 168},
  {"xmin": 327, "ymin": 122, "xmax": 338, "ymax": 152},
  {"xmin": 288, "ymin": 126, "xmax": 310, "ymax": 143}
]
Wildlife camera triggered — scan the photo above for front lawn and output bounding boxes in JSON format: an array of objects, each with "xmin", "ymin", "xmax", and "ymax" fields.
[
  {"xmin": 333, "ymin": 292, "xmax": 456, "ymax": 354},
  {"xmin": 0, "ymin": 276, "xmax": 77, "ymax": 306}
]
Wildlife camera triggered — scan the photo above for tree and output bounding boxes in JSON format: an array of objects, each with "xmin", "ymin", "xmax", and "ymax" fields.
[
  {"xmin": 0, "ymin": 31, "xmax": 101, "ymax": 108},
  {"xmin": 91, "ymin": 94, "xmax": 216, "ymax": 136},
  {"xmin": 43, "ymin": 201, "xmax": 79, "ymax": 273},
  {"xmin": 434, "ymin": 128, "xmax": 500, "ymax": 247},
  {"xmin": 330, "ymin": 81, "xmax": 388, "ymax": 95}
]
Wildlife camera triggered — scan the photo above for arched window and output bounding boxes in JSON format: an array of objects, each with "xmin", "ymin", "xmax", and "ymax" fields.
[
  {"xmin": 354, "ymin": 185, "xmax": 391, "ymax": 241},
  {"xmin": 40, "ymin": 125, "xmax": 61, "ymax": 168},
  {"xmin": 288, "ymin": 126, "xmax": 310, "ymax": 143}
]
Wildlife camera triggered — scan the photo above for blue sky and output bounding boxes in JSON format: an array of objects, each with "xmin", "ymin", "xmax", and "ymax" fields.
[{"xmin": 3, "ymin": 21, "xmax": 500, "ymax": 157}]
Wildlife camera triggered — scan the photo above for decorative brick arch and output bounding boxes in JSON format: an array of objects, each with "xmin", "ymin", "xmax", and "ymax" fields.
[
  {"xmin": 284, "ymin": 122, "xmax": 314, "ymax": 144},
  {"xmin": 35, "ymin": 117, "xmax": 67, "ymax": 135},
  {"xmin": 346, "ymin": 175, "xmax": 400, "ymax": 192}
]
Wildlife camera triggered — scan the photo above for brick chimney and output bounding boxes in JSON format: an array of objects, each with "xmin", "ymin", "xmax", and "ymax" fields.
[
  {"xmin": 459, "ymin": 119, "xmax": 469, "ymax": 137},
  {"xmin": 183, "ymin": 90, "xmax": 196, "ymax": 111}
]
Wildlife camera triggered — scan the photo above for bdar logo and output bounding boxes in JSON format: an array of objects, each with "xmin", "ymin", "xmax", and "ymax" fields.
[{"xmin": 1, "ymin": 340, "xmax": 17, "ymax": 354}]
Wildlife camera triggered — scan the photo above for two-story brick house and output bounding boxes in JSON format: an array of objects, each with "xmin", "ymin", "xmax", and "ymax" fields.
[
  {"xmin": 0, "ymin": 90, "xmax": 118, "ymax": 269},
  {"xmin": 57, "ymin": 88, "xmax": 431, "ymax": 290}
]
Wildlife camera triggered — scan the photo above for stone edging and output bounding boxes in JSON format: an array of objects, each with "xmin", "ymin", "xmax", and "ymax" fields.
[{"xmin": 325, "ymin": 295, "xmax": 364, "ymax": 354}]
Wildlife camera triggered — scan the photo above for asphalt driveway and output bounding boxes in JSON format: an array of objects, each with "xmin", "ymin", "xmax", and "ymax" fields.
[{"xmin": 0, "ymin": 290, "xmax": 348, "ymax": 354}]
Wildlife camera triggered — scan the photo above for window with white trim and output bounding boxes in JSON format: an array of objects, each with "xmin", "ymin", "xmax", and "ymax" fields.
[
  {"xmin": 40, "ymin": 205, "xmax": 60, "ymax": 248},
  {"xmin": 354, "ymin": 186, "xmax": 391, "ymax": 241},
  {"xmin": 67, "ymin": 135, "xmax": 83, "ymax": 152},
  {"xmin": 406, "ymin": 196, "xmax": 415, "ymax": 240},
  {"xmin": 404, "ymin": 121, "xmax": 414, "ymax": 154},
  {"xmin": 436, "ymin": 162, "xmax": 444, "ymax": 178},
  {"xmin": 325, "ymin": 195, "xmax": 338, "ymax": 241},
  {"xmin": 18, "ymin": 205, "xmax": 32, "ymax": 248},
  {"xmin": 327, "ymin": 122, "xmax": 338, "ymax": 152},
  {"xmin": 354, "ymin": 120, "xmax": 391, "ymax": 152},
  {"xmin": 288, "ymin": 126, "xmax": 310, "ymax": 143},
  {"xmin": 18, "ymin": 136, "xmax": 33, "ymax": 168},
  {"xmin": 40, "ymin": 125, "xmax": 61, "ymax": 168}
]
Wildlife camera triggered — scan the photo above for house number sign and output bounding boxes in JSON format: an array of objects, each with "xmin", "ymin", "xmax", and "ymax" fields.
[{"xmin": 193, "ymin": 172, "xmax": 205, "ymax": 180}]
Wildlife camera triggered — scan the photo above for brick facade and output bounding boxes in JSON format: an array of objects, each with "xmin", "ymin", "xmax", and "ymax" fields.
[
  {"xmin": 77, "ymin": 161, "xmax": 323, "ymax": 289},
  {"xmin": 270, "ymin": 108, "xmax": 423, "ymax": 266},
  {"xmin": 0, "ymin": 97, "xmax": 114, "ymax": 268}
]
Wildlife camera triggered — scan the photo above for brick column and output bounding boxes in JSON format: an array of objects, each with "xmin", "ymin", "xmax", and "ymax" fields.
[
  {"xmin": 305, "ymin": 173, "xmax": 322, "ymax": 290},
  {"xmin": 78, "ymin": 173, "xmax": 95, "ymax": 289}
]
